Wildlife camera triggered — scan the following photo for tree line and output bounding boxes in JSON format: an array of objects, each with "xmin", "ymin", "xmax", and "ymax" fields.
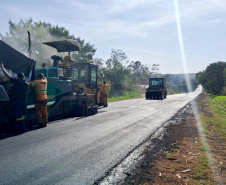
[
  {"xmin": 0, "ymin": 18, "xmax": 166, "ymax": 93},
  {"xmin": 196, "ymin": 61, "xmax": 226, "ymax": 95},
  {"xmin": 2, "ymin": 18, "xmax": 205, "ymax": 96}
]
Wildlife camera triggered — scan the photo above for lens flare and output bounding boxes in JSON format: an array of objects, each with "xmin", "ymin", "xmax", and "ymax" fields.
[{"xmin": 174, "ymin": 0, "xmax": 222, "ymax": 183}]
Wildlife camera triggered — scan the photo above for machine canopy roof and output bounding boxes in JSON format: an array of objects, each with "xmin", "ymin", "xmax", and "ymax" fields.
[
  {"xmin": 0, "ymin": 40, "xmax": 36, "ymax": 77},
  {"xmin": 42, "ymin": 39, "xmax": 81, "ymax": 52}
]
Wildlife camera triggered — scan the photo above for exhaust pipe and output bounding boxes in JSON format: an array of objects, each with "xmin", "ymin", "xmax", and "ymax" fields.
[{"xmin": 27, "ymin": 31, "xmax": 31, "ymax": 58}]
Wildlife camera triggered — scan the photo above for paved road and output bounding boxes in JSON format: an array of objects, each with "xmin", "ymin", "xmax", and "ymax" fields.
[{"xmin": 0, "ymin": 86, "xmax": 202, "ymax": 185}]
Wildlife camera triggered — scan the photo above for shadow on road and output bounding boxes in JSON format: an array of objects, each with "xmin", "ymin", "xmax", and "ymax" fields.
[
  {"xmin": 0, "ymin": 107, "xmax": 108, "ymax": 140},
  {"xmin": 145, "ymin": 99, "xmax": 164, "ymax": 100},
  {"xmin": 0, "ymin": 124, "xmax": 44, "ymax": 140}
]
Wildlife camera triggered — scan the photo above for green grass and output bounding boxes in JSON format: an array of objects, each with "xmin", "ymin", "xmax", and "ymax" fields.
[
  {"xmin": 108, "ymin": 91, "xmax": 144, "ymax": 102},
  {"xmin": 189, "ymin": 138, "xmax": 213, "ymax": 185},
  {"xmin": 191, "ymin": 94, "xmax": 226, "ymax": 184},
  {"xmin": 214, "ymin": 96, "xmax": 226, "ymax": 107},
  {"xmin": 193, "ymin": 153, "xmax": 210, "ymax": 180},
  {"xmin": 209, "ymin": 94, "xmax": 226, "ymax": 106},
  {"xmin": 204, "ymin": 95, "xmax": 226, "ymax": 138}
]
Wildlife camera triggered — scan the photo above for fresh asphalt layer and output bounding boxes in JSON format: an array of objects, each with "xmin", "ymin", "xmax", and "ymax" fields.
[{"xmin": 0, "ymin": 86, "xmax": 202, "ymax": 185}]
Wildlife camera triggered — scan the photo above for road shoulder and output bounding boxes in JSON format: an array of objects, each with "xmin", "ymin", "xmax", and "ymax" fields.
[{"xmin": 121, "ymin": 92, "xmax": 225, "ymax": 185}]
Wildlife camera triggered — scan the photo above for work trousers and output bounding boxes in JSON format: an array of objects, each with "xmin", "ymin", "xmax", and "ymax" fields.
[
  {"xmin": 13, "ymin": 100, "xmax": 27, "ymax": 132},
  {"xmin": 102, "ymin": 94, "xmax": 108, "ymax": 107},
  {"xmin": 35, "ymin": 99, "xmax": 48, "ymax": 125}
]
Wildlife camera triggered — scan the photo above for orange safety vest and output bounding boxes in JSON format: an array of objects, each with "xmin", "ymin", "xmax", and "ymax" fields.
[
  {"xmin": 30, "ymin": 78, "xmax": 47, "ymax": 101},
  {"xmin": 101, "ymin": 84, "xmax": 109, "ymax": 95}
]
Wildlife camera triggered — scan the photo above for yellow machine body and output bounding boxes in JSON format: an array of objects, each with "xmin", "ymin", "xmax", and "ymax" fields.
[{"xmin": 146, "ymin": 78, "xmax": 167, "ymax": 99}]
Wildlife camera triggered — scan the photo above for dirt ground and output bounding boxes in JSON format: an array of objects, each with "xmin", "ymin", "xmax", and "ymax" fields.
[{"xmin": 121, "ymin": 92, "xmax": 226, "ymax": 185}]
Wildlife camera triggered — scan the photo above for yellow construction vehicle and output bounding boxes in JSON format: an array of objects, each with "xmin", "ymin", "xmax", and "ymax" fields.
[
  {"xmin": 42, "ymin": 40, "xmax": 105, "ymax": 110},
  {"xmin": 146, "ymin": 78, "xmax": 167, "ymax": 99}
]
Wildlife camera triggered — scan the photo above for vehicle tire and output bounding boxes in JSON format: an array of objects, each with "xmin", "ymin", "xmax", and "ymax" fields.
[
  {"xmin": 164, "ymin": 91, "xmax": 167, "ymax": 99},
  {"xmin": 82, "ymin": 106, "xmax": 88, "ymax": 116},
  {"xmin": 93, "ymin": 107, "xmax": 97, "ymax": 114},
  {"xmin": 63, "ymin": 104, "xmax": 71, "ymax": 117}
]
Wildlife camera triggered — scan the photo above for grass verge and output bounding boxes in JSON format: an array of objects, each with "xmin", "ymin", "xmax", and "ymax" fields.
[
  {"xmin": 108, "ymin": 91, "xmax": 144, "ymax": 102},
  {"xmin": 191, "ymin": 139, "xmax": 213, "ymax": 185},
  {"xmin": 201, "ymin": 94, "xmax": 226, "ymax": 139},
  {"xmin": 197, "ymin": 93, "xmax": 226, "ymax": 184}
]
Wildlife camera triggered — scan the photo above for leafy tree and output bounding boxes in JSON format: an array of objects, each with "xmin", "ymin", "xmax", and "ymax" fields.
[
  {"xmin": 1, "ymin": 18, "xmax": 54, "ymax": 66},
  {"xmin": 151, "ymin": 64, "xmax": 160, "ymax": 77},
  {"xmin": 93, "ymin": 57, "xmax": 104, "ymax": 83},
  {"xmin": 93, "ymin": 58, "xmax": 104, "ymax": 67},
  {"xmin": 178, "ymin": 82, "xmax": 187, "ymax": 92},
  {"xmin": 1, "ymin": 18, "xmax": 96, "ymax": 67},
  {"xmin": 191, "ymin": 79, "xmax": 198, "ymax": 91},
  {"xmin": 128, "ymin": 61, "xmax": 151, "ymax": 84},
  {"xmin": 196, "ymin": 61, "xmax": 226, "ymax": 94},
  {"xmin": 223, "ymin": 68, "xmax": 226, "ymax": 86},
  {"xmin": 163, "ymin": 74, "xmax": 171, "ymax": 89},
  {"xmin": 71, "ymin": 37, "xmax": 96, "ymax": 63},
  {"xmin": 177, "ymin": 80, "xmax": 198, "ymax": 93},
  {"xmin": 103, "ymin": 49, "xmax": 131, "ymax": 86},
  {"xmin": 196, "ymin": 71, "xmax": 206, "ymax": 87}
]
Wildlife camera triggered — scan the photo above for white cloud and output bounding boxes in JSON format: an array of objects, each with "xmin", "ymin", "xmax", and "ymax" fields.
[{"xmin": 2, "ymin": 0, "xmax": 225, "ymax": 39}]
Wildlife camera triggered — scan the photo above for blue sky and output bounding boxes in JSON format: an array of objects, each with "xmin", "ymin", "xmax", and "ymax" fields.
[{"xmin": 0, "ymin": 0, "xmax": 226, "ymax": 74}]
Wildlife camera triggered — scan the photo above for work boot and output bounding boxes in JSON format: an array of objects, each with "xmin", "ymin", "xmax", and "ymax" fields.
[{"xmin": 39, "ymin": 123, "xmax": 47, "ymax": 128}]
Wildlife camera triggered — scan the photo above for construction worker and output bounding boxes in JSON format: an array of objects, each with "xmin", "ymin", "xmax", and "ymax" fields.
[
  {"xmin": 100, "ymin": 81, "xmax": 109, "ymax": 107},
  {"xmin": 0, "ymin": 61, "xmax": 29, "ymax": 132},
  {"xmin": 30, "ymin": 73, "xmax": 48, "ymax": 127}
]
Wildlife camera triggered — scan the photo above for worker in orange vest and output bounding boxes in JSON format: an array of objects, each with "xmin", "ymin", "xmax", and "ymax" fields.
[
  {"xmin": 30, "ymin": 73, "xmax": 48, "ymax": 127},
  {"xmin": 100, "ymin": 81, "xmax": 109, "ymax": 107}
]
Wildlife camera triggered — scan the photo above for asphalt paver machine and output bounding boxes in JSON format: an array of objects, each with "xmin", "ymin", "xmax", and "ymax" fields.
[{"xmin": 0, "ymin": 39, "xmax": 103, "ymax": 129}]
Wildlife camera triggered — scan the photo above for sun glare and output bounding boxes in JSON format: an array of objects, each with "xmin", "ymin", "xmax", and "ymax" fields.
[{"xmin": 174, "ymin": 0, "xmax": 221, "ymax": 183}]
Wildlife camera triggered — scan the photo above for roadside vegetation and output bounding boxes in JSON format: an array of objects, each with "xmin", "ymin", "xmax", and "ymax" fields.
[
  {"xmin": 108, "ymin": 91, "xmax": 144, "ymax": 102},
  {"xmin": 197, "ymin": 93, "xmax": 226, "ymax": 184},
  {"xmin": 202, "ymin": 94, "xmax": 226, "ymax": 139},
  {"xmin": 196, "ymin": 62, "xmax": 226, "ymax": 95}
]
